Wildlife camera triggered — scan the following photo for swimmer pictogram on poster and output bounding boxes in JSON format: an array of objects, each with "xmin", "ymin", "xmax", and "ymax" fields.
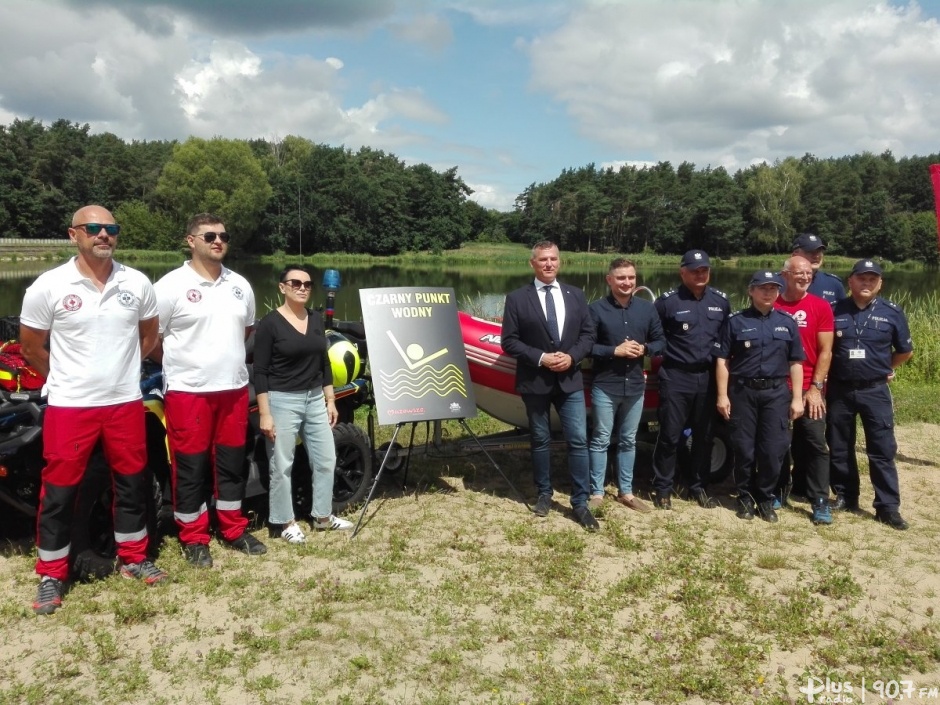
[{"xmin": 359, "ymin": 287, "xmax": 477, "ymax": 424}]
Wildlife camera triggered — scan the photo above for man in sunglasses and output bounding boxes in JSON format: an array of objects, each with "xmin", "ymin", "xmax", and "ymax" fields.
[
  {"xmin": 153, "ymin": 213, "xmax": 267, "ymax": 567},
  {"xmin": 21, "ymin": 204, "xmax": 169, "ymax": 615}
]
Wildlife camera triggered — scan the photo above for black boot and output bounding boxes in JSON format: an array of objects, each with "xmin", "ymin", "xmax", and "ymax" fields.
[
  {"xmin": 735, "ymin": 496, "xmax": 755, "ymax": 521},
  {"xmin": 757, "ymin": 501, "xmax": 779, "ymax": 523}
]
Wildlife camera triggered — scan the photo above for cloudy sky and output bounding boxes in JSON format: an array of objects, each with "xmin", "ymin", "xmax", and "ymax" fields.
[{"xmin": 2, "ymin": 0, "xmax": 940, "ymax": 211}]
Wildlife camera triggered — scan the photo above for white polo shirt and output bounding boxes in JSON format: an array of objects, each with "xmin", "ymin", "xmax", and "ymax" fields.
[
  {"xmin": 19, "ymin": 258, "xmax": 157, "ymax": 407},
  {"xmin": 155, "ymin": 261, "xmax": 255, "ymax": 393}
]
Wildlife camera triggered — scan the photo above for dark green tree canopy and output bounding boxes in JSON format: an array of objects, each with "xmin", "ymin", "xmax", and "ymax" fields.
[{"xmin": 0, "ymin": 118, "xmax": 937, "ymax": 263}]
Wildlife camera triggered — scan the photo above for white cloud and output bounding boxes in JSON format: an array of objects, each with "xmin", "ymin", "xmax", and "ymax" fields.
[
  {"xmin": 527, "ymin": 0, "xmax": 940, "ymax": 169},
  {"xmin": 466, "ymin": 182, "xmax": 511, "ymax": 209},
  {"xmin": 0, "ymin": 0, "xmax": 450, "ymax": 152}
]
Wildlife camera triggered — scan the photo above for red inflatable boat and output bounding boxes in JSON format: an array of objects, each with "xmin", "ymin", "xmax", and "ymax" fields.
[{"xmin": 458, "ymin": 311, "xmax": 662, "ymax": 431}]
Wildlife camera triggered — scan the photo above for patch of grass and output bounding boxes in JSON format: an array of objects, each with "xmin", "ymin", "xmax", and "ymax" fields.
[
  {"xmin": 4, "ymin": 421, "xmax": 940, "ymax": 704},
  {"xmin": 811, "ymin": 571, "xmax": 863, "ymax": 601},
  {"xmin": 755, "ymin": 551, "xmax": 789, "ymax": 570}
]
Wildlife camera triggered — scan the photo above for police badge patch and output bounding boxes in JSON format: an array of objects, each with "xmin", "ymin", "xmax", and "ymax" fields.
[{"xmin": 682, "ymin": 323, "xmax": 689, "ymax": 330}]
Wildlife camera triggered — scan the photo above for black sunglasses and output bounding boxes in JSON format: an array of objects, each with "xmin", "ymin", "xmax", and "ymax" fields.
[
  {"xmin": 282, "ymin": 279, "xmax": 313, "ymax": 291},
  {"xmin": 75, "ymin": 223, "xmax": 121, "ymax": 236},
  {"xmin": 196, "ymin": 231, "xmax": 230, "ymax": 244}
]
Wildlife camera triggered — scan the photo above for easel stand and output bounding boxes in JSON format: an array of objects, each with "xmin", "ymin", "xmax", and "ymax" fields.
[{"xmin": 350, "ymin": 418, "xmax": 525, "ymax": 538}]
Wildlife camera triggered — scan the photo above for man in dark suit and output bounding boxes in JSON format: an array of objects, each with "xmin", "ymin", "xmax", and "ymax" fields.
[{"xmin": 500, "ymin": 241, "xmax": 598, "ymax": 531}]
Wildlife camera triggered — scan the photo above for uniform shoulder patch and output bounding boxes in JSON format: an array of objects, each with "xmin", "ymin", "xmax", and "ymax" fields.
[
  {"xmin": 728, "ymin": 310, "xmax": 741, "ymax": 319},
  {"xmin": 883, "ymin": 299, "xmax": 901, "ymax": 310},
  {"xmin": 709, "ymin": 287, "xmax": 728, "ymax": 299},
  {"xmin": 659, "ymin": 289, "xmax": 677, "ymax": 299}
]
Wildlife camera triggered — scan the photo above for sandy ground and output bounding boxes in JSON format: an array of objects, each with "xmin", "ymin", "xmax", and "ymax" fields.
[{"xmin": 0, "ymin": 423, "xmax": 938, "ymax": 704}]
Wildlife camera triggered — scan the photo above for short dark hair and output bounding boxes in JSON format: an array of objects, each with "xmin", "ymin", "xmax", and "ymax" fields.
[
  {"xmin": 608, "ymin": 257, "xmax": 636, "ymax": 273},
  {"xmin": 186, "ymin": 212, "xmax": 224, "ymax": 236},
  {"xmin": 278, "ymin": 264, "xmax": 313, "ymax": 283}
]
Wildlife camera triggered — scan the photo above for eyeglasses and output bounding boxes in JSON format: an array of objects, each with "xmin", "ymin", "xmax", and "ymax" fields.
[
  {"xmin": 75, "ymin": 223, "xmax": 121, "ymax": 236},
  {"xmin": 195, "ymin": 231, "xmax": 230, "ymax": 244},
  {"xmin": 282, "ymin": 279, "xmax": 313, "ymax": 291}
]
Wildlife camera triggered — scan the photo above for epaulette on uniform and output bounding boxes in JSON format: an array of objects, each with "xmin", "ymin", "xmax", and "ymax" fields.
[
  {"xmin": 709, "ymin": 287, "xmax": 728, "ymax": 299},
  {"xmin": 883, "ymin": 299, "xmax": 901, "ymax": 311},
  {"xmin": 659, "ymin": 288, "xmax": 677, "ymax": 299},
  {"xmin": 728, "ymin": 310, "xmax": 742, "ymax": 319}
]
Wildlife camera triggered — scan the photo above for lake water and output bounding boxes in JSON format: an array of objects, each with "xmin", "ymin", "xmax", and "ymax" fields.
[{"xmin": 0, "ymin": 259, "xmax": 935, "ymax": 323}]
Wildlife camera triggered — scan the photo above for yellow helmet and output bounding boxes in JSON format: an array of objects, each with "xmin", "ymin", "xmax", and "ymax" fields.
[{"xmin": 326, "ymin": 331, "xmax": 361, "ymax": 386}]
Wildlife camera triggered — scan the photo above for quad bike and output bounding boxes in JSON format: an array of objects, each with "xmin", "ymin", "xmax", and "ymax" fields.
[{"xmin": 0, "ymin": 291, "xmax": 376, "ymax": 580}]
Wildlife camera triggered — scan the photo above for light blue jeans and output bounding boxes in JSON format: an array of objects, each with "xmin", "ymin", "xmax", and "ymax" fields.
[
  {"xmin": 589, "ymin": 387, "xmax": 644, "ymax": 496},
  {"xmin": 266, "ymin": 390, "xmax": 336, "ymax": 524}
]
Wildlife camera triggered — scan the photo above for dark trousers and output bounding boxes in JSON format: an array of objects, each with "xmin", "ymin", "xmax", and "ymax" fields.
[
  {"xmin": 729, "ymin": 383, "xmax": 791, "ymax": 504},
  {"xmin": 652, "ymin": 367, "xmax": 715, "ymax": 494},
  {"xmin": 826, "ymin": 382, "xmax": 900, "ymax": 511},
  {"xmin": 779, "ymin": 413, "xmax": 829, "ymax": 501}
]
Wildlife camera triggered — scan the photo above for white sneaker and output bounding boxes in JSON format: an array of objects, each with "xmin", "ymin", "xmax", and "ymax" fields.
[
  {"xmin": 314, "ymin": 515, "xmax": 354, "ymax": 531},
  {"xmin": 281, "ymin": 522, "xmax": 306, "ymax": 544}
]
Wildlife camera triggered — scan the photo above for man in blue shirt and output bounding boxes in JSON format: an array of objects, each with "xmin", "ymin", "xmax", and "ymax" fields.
[
  {"xmin": 792, "ymin": 233, "xmax": 845, "ymax": 304},
  {"xmin": 827, "ymin": 259, "xmax": 913, "ymax": 530},
  {"xmin": 588, "ymin": 259, "xmax": 665, "ymax": 512}
]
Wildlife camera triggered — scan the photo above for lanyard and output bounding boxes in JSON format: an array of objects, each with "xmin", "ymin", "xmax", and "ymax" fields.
[{"xmin": 852, "ymin": 299, "xmax": 878, "ymax": 341}]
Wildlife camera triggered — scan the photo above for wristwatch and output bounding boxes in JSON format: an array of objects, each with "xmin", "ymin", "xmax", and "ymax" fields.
[{"xmin": 811, "ymin": 381, "xmax": 824, "ymax": 390}]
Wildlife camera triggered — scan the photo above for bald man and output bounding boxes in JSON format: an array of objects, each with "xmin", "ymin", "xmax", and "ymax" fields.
[{"xmin": 20, "ymin": 205, "xmax": 168, "ymax": 615}]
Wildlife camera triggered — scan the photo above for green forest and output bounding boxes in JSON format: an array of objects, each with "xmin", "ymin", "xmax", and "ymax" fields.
[{"xmin": 2, "ymin": 118, "xmax": 938, "ymax": 263}]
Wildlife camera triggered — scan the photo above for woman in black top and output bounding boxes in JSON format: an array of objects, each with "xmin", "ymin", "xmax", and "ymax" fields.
[{"xmin": 254, "ymin": 265, "xmax": 353, "ymax": 542}]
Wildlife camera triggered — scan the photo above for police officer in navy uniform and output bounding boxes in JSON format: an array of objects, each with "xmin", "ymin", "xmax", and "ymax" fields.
[
  {"xmin": 715, "ymin": 271, "xmax": 805, "ymax": 523},
  {"xmin": 792, "ymin": 233, "xmax": 845, "ymax": 305},
  {"xmin": 651, "ymin": 250, "xmax": 730, "ymax": 509},
  {"xmin": 827, "ymin": 259, "xmax": 913, "ymax": 530}
]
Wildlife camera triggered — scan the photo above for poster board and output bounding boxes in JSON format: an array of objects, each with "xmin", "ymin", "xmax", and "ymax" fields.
[{"xmin": 360, "ymin": 287, "xmax": 477, "ymax": 424}]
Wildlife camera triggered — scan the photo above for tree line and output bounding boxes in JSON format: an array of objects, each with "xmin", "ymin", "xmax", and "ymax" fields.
[{"xmin": 1, "ymin": 118, "xmax": 938, "ymax": 263}]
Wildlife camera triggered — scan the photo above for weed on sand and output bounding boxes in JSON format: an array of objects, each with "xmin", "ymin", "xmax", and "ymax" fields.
[{"xmin": 1, "ymin": 423, "xmax": 939, "ymax": 704}]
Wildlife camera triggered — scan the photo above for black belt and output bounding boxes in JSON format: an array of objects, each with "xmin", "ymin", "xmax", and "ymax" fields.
[
  {"xmin": 736, "ymin": 377, "xmax": 785, "ymax": 390},
  {"xmin": 832, "ymin": 378, "xmax": 885, "ymax": 390},
  {"xmin": 662, "ymin": 360, "xmax": 711, "ymax": 373}
]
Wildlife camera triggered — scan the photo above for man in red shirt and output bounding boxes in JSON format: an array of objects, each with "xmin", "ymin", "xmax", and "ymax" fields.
[{"xmin": 774, "ymin": 255, "xmax": 835, "ymax": 524}]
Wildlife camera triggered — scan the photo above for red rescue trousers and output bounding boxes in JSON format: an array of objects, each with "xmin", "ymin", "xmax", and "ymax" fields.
[
  {"xmin": 36, "ymin": 402, "xmax": 149, "ymax": 581},
  {"xmin": 165, "ymin": 387, "xmax": 249, "ymax": 546}
]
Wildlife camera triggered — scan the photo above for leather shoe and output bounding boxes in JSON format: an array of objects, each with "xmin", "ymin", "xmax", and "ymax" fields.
[
  {"xmin": 757, "ymin": 501, "xmax": 779, "ymax": 523},
  {"xmin": 616, "ymin": 494, "xmax": 651, "ymax": 513},
  {"xmin": 572, "ymin": 505, "xmax": 600, "ymax": 532},
  {"xmin": 220, "ymin": 532, "xmax": 268, "ymax": 555},
  {"xmin": 182, "ymin": 543, "xmax": 213, "ymax": 568},
  {"xmin": 692, "ymin": 490, "xmax": 718, "ymax": 509},
  {"xmin": 532, "ymin": 494, "xmax": 552, "ymax": 517},
  {"xmin": 654, "ymin": 494, "xmax": 672, "ymax": 510},
  {"xmin": 736, "ymin": 497, "xmax": 755, "ymax": 521},
  {"xmin": 830, "ymin": 495, "xmax": 859, "ymax": 512},
  {"xmin": 875, "ymin": 510, "xmax": 909, "ymax": 530}
]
